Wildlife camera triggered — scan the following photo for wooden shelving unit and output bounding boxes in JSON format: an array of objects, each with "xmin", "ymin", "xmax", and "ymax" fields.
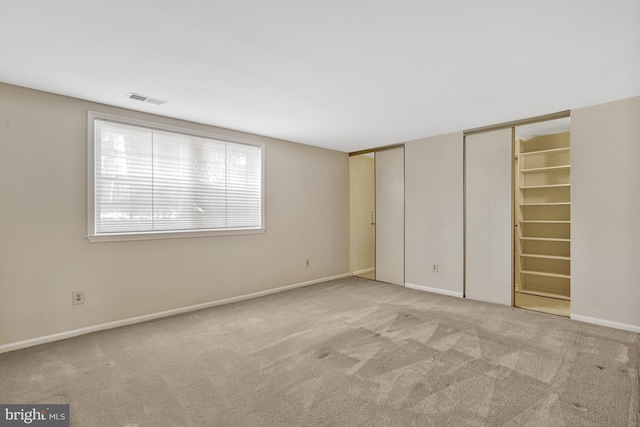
[{"xmin": 515, "ymin": 132, "xmax": 571, "ymax": 302}]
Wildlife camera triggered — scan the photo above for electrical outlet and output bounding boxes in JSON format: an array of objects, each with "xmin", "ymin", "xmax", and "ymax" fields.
[
  {"xmin": 431, "ymin": 264, "xmax": 438, "ymax": 273},
  {"xmin": 72, "ymin": 291, "xmax": 85, "ymax": 305},
  {"xmin": 305, "ymin": 259, "xmax": 310, "ymax": 268}
]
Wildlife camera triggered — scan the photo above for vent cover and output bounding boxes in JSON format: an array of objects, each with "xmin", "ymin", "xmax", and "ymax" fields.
[{"xmin": 126, "ymin": 92, "xmax": 167, "ymax": 106}]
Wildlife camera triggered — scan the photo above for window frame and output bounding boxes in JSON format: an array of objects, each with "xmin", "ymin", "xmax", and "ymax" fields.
[{"xmin": 87, "ymin": 111, "xmax": 265, "ymax": 242}]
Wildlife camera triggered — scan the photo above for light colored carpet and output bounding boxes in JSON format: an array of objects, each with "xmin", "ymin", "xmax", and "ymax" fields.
[{"xmin": 1, "ymin": 277, "xmax": 638, "ymax": 426}]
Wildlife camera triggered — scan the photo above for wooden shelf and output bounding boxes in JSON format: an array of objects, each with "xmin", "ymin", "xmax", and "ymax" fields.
[
  {"xmin": 516, "ymin": 133, "xmax": 571, "ymax": 305},
  {"xmin": 520, "ymin": 184, "xmax": 570, "ymax": 189},
  {"xmin": 520, "ymin": 220, "xmax": 570, "ymax": 224},
  {"xmin": 519, "ymin": 289, "xmax": 570, "ymax": 301},
  {"xmin": 521, "ymin": 270, "xmax": 570, "ymax": 279},
  {"xmin": 521, "ymin": 165, "xmax": 570, "ymax": 173},
  {"xmin": 520, "ymin": 237, "xmax": 570, "ymax": 242},
  {"xmin": 520, "ymin": 253, "xmax": 570, "ymax": 260},
  {"xmin": 519, "ymin": 147, "xmax": 570, "ymax": 156},
  {"xmin": 520, "ymin": 202, "xmax": 570, "ymax": 206}
]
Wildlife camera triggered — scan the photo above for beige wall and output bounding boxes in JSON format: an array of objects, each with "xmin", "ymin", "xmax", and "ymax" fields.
[
  {"xmin": 405, "ymin": 132, "xmax": 464, "ymax": 296},
  {"xmin": 0, "ymin": 83, "xmax": 350, "ymax": 347},
  {"xmin": 571, "ymin": 96, "xmax": 640, "ymax": 331},
  {"xmin": 349, "ymin": 155, "xmax": 375, "ymax": 273}
]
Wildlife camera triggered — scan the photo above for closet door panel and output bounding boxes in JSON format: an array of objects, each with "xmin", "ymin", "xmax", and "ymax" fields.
[
  {"xmin": 376, "ymin": 147, "xmax": 404, "ymax": 285},
  {"xmin": 465, "ymin": 129, "xmax": 512, "ymax": 305}
]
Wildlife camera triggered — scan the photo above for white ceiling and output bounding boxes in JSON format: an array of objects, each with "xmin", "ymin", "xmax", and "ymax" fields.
[{"xmin": 1, "ymin": 1, "xmax": 639, "ymax": 152}]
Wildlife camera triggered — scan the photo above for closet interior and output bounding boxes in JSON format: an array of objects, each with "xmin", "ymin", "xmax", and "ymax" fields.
[{"xmin": 514, "ymin": 118, "xmax": 571, "ymax": 317}]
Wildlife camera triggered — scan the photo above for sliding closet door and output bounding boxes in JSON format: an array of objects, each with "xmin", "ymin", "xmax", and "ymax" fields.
[
  {"xmin": 375, "ymin": 147, "xmax": 404, "ymax": 285},
  {"xmin": 465, "ymin": 129, "xmax": 512, "ymax": 305}
]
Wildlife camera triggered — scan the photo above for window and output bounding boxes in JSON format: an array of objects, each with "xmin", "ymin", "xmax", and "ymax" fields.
[{"xmin": 87, "ymin": 112, "xmax": 264, "ymax": 242}]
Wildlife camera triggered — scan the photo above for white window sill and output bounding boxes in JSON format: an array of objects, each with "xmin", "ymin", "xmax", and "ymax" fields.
[{"xmin": 87, "ymin": 227, "xmax": 265, "ymax": 243}]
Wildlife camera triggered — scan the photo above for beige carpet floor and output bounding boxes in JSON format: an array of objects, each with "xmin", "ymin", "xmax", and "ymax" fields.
[{"xmin": 1, "ymin": 277, "xmax": 638, "ymax": 426}]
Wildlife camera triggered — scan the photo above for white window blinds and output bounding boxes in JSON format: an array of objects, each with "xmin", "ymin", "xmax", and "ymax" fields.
[{"xmin": 93, "ymin": 118, "xmax": 262, "ymax": 236}]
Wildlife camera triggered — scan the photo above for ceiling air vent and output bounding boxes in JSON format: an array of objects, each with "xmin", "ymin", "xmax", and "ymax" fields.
[{"xmin": 126, "ymin": 92, "xmax": 167, "ymax": 106}]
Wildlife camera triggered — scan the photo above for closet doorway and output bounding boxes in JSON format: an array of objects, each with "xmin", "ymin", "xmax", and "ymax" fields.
[
  {"xmin": 349, "ymin": 153, "xmax": 376, "ymax": 280},
  {"xmin": 514, "ymin": 118, "xmax": 571, "ymax": 317},
  {"xmin": 349, "ymin": 146, "xmax": 405, "ymax": 285}
]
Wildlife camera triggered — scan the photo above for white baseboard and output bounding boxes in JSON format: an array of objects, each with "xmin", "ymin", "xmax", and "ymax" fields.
[
  {"xmin": 405, "ymin": 282, "xmax": 463, "ymax": 298},
  {"xmin": 570, "ymin": 314, "xmax": 640, "ymax": 334},
  {"xmin": 0, "ymin": 273, "xmax": 352, "ymax": 354},
  {"xmin": 352, "ymin": 267, "xmax": 375, "ymax": 276}
]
